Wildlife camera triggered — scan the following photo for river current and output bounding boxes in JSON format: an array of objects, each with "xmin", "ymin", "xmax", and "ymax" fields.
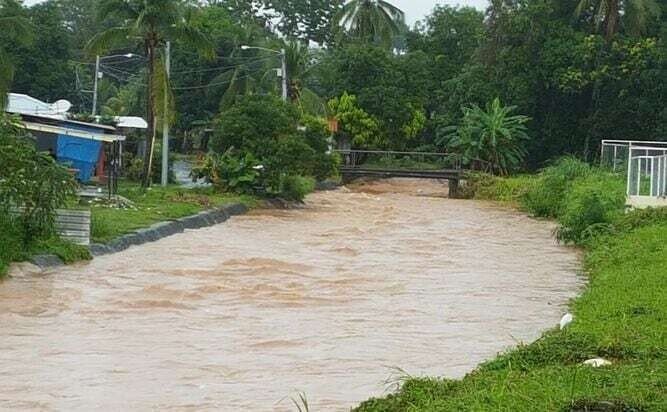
[{"xmin": 0, "ymin": 179, "xmax": 582, "ymax": 411}]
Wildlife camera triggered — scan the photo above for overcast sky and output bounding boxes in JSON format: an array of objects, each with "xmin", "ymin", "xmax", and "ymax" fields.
[{"xmin": 23, "ymin": 0, "xmax": 489, "ymax": 24}]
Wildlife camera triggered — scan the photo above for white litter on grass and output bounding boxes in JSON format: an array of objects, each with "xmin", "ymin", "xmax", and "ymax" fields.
[
  {"xmin": 583, "ymin": 358, "xmax": 612, "ymax": 368},
  {"xmin": 560, "ymin": 313, "xmax": 573, "ymax": 330}
]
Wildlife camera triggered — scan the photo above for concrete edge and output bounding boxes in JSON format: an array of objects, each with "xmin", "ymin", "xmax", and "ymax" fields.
[{"xmin": 88, "ymin": 203, "xmax": 249, "ymax": 258}]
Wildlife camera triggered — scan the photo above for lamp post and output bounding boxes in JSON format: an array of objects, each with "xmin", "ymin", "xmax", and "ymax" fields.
[
  {"xmin": 240, "ymin": 45, "xmax": 287, "ymax": 102},
  {"xmin": 91, "ymin": 53, "xmax": 137, "ymax": 116}
]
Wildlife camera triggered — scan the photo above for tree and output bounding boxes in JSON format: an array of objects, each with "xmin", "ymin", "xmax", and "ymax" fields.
[
  {"xmin": 336, "ymin": 0, "xmax": 406, "ymax": 48},
  {"xmin": 88, "ymin": 0, "xmax": 214, "ymax": 187},
  {"xmin": 439, "ymin": 98, "xmax": 531, "ymax": 175},
  {"xmin": 266, "ymin": 0, "xmax": 343, "ymax": 44},
  {"xmin": 328, "ymin": 92, "xmax": 379, "ymax": 148},
  {"xmin": 0, "ymin": 0, "xmax": 32, "ymax": 107},
  {"xmin": 11, "ymin": 2, "xmax": 76, "ymax": 104},
  {"xmin": 575, "ymin": 0, "xmax": 660, "ymax": 41}
]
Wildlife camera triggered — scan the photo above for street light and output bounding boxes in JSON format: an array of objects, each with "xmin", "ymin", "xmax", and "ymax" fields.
[
  {"xmin": 240, "ymin": 45, "xmax": 287, "ymax": 102},
  {"xmin": 92, "ymin": 53, "xmax": 139, "ymax": 116}
]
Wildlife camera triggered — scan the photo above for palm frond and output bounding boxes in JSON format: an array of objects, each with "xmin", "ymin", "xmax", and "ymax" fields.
[{"xmin": 86, "ymin": 26, "xmax": 135, "ymax": 57}]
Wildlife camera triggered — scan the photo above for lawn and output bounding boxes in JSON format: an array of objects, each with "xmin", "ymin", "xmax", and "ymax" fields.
[
  {"xmin": 355, "ymin": 171, "xmax": 667, "ymax": 411},
  {"xmin": 89, "ymin": 182, "xmax": 257, "ymax": 243}
]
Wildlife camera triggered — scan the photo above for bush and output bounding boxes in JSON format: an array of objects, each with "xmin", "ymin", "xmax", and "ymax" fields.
[
  {"xmin": 123, "ymin": 144, "xmax": 175, "ymax": 184},
  {"xmin": 0, "ymin": 115, "xmax": 77, "ymax": 243},
  {"xmin": 210, "ymin": 95, "xmax": 300, "ymax": 156},
  {"xmin": 523, "ymin": 156, "xmax": 592, "ymax": 218},
  {"xmin": 274, "ymin": 175, "xmax": 315, "ymax": 202},
  {"xmin": 208, "ymin": 95, "xmax": 337, "ymax": 198},
  {"xmin": 463, "ymin": 172, "xmax": 537, "ymax": 203},
  {"xmin": 555, "ymin": 172, "xmax": 626, "ymax": 244},
  {"xmin": 192, "ymin": 151, "xmax": 260, "ymax": 194}
]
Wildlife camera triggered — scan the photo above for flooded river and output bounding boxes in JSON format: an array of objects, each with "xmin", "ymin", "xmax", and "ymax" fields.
[{"xmin": 0, "ymin": 179, "xmax": 581, "ymax": 411}]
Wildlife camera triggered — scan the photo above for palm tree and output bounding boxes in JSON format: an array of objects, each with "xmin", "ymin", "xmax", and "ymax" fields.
[
  {"xmin": 87, "ymin": 0, "xmax": 214, "ymax": 187},
  {"xmin": 575, "ymin": 0, "xmax": 659, "ymax": 41},
  {"xmin": 283, "ymin": 41, "xmax": 326, "ymax": 116},
  {"xmin": 0, "ymin": 0, "xmax": 33, "ymax": 108},
  {"xmin": 336, "ymin": 0, "xmax": 406, "ymax": 48}
]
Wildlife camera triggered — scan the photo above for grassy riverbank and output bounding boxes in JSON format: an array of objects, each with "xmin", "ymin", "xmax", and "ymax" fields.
[
  {"xmin": 0, "ymin": 183, "xmax": 256, "ymax": 276},
  {"xmin": 90, "ymin": 182, "xmax": 257, "ymax": 243},
  {"xmin": 356, "ymin": 159, "xmax": 667, "ymax": 411},
  {"xmin": 0, "ymin": 221, "xmax": 91, "ymax": 277}
]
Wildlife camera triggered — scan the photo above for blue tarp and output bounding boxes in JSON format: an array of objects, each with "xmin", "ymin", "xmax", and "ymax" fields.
[{"xmin": 56, "ymin": 135, "xmax": 102, "ymax": 182}]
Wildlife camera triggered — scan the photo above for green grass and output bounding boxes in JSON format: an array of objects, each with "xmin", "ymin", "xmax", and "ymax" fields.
[
  {"xmin": 90, "ymin": 182, "xmax": 257, "ymax": 243},
  {"xmin": 0, "ymin": 216, "xmax": 91, "ymax": 277},
  {"xmin": 356, "ymin": 170, "xmax": 667, "ymax": 411}
]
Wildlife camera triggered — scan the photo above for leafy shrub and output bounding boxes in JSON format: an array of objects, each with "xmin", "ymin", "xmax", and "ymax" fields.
[
  {"xmin": 555, "ymin": 172, "xmax": 626, "ymax": 244},
  {"xmin": 192, "ymin": 151, "xmax": 259, "ymax": 194},
  {"xmin": 522, "ymin": 156, "xmax": 592, "ymax": 218},
  {"xmin": 0, "ymin": 214, "xmax": 28, "ymax": 277},
  {"xmin": 208, "ymin": 95, "xmax": 337, "ymax": 198},
  {"xmin": 0, "ymin": 115, "xmax": 77, "ymax": 243},
  {"xmin": 273, "ymin": 175, "xmax": 315, "ymax": 202},
  {"xmin": 463, "ymin": 172, "xmax": 537, "ymax": 203},
  {"xmin": 210, "ymin": 95, "xmax": 300, "ymax": 156},
  {"xmin": 123, "ymin": 145, "xmax": 175, "ymax": 184}
]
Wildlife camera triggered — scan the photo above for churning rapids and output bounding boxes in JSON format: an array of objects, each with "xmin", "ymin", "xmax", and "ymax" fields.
[{"xmin": 0, "ymin": 179, "xmax": 582, "ymax": 411}]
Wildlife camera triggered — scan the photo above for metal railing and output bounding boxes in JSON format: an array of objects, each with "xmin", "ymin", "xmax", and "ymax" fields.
[
  {"xmin": 601, "ymin": 140, "xmax": 667, "ymax": 172},
  {"xmin": 627, "ymin": 148, "xmax": 667, "ymax": 198},
  {"xmin": 334, "ymin": 150, "xmax": 462, "ymax": 170}
]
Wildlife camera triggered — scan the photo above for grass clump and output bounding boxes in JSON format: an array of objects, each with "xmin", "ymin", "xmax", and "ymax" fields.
[
  {"xmin": 276, "ymin": 175, "xmax": 315, "ymax": 202},
  {"xmin": 0, "ymin": 215, "xmax": 91, "ymax": 277},
  {"xmin": 523, "ymin": 156, "xmax": 592, "ymax": 218},
  {"xmin": 463, "ymin": 172, "xmax": 536, "ymax": 204},
  {"xmin": 555, "ymin": 172, "xmax": 626, "ymax": 244}
]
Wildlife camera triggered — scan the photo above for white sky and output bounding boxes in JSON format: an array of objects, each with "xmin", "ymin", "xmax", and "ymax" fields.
[{"xmin": 23, "ymin": 0, "xmax": 489, "ymax": 24}]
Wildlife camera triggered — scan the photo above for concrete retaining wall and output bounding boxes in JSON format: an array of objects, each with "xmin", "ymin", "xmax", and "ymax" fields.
[{"xmin": 30, "ymin": 203, "xmax": 248, "ymax": 268}]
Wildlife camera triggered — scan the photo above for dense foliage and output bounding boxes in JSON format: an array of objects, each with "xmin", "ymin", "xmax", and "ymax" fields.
[
  {"xmin": 201, "ymin": 95, "xmax": 336, "ymax": 200},
  {"xmin": 0, "ymin": 115, "xmax": 78, "ymax": 242},
  {"xmin": 440, "ymin": 98, "xmax": 530, "ymax": 175},
  {"xmin": 2, "ymin": 0, "xmax": 664, "ymax": 170}
]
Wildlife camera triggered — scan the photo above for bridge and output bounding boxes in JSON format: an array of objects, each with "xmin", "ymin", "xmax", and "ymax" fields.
[{"xmin": 336, "ymin": 150, "xmax": 464, "ymax": 197}]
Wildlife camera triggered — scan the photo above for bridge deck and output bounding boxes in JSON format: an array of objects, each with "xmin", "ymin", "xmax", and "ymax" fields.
[
  {"xmin": 340, "ymin": 167, "xmax": 462, "ymax": 180},
  {"xmin": 340, "ymin": 167, "xmax": 463, "ymax": 197}
]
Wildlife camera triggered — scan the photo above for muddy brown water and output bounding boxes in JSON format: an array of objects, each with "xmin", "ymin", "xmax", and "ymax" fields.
[{"xmin": 0, "ymin": 179, "xmax": 582, "ymax": 411}]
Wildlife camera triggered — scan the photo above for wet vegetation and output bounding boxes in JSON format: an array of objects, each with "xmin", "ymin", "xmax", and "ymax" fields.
[
  {"xmin": 90, "ymin": 183, "xmax": 256, "ymax": 243},
  {"xmin": 356, "ymin": 161, "xmax": 667, "ymax": 411}
]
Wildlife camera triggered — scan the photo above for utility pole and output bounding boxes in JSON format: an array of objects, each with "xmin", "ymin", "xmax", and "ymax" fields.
[
  {"xmin": 92, "ymin": 55, "xmax": 101, "ymax": 115},
  {"xmin": 280, "ymin": 48, "xmax": 288, "ymax": 102},
  {"xmin": 161, "ymin": 41, "xmax": 171, "ymax": 187}
]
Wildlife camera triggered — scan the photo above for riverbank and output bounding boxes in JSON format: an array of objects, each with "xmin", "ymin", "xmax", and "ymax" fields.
[
  {"xmin": 0, "ymin": 183, "xmax": 257, "ymax": 277},
  {"xmin": 356, "ymin": 162, "xmax": 667, "ymax": 411}
]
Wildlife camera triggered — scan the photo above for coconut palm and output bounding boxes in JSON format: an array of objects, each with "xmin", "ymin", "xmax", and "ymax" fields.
[
  {"xmin": 575, "ymin": 0, "xmax": 659, "ymax": 41},
  {"xmin": 0, "ymin": 0, "xmax": 33, "ymax": 108},
  {"xmin": 87, "ymin": 0, "xmax": 214, "ymax": 187},
  {"xmin": 336, "ymin": 0, "xmax": 406, "ymax": 48},
  {"xmin": 283, "ymin": 41, "xmax": 326, "ymax": 116}
]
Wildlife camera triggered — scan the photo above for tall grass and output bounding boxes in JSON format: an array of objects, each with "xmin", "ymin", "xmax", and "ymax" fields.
[{"xmin": 522, "ymin": 156, "xmax": 592, "ymax": 218}]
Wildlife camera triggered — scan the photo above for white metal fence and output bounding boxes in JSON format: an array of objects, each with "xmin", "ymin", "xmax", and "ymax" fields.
[{"xmin": 602, "ymin": 140, "xmax": 667, "ymax": 207}]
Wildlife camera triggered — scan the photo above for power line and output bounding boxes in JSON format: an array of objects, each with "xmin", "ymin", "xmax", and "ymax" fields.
[
  {"xmin": 172, "ymin": 72, "xmax": 260, "ymax": 91},
  {"xmin": 169, "ymin": 56, "xmax": 276, "ymax": 75}
]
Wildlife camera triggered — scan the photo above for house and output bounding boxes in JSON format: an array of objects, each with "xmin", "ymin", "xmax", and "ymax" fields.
[{"xmin": 5, "ymin": 93, "xmax": 146, "ymax": 190}]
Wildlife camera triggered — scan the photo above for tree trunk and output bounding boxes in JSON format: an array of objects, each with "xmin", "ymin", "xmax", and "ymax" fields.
[
  {"xmin": 142, "ymin": 39, "xmax": 156, "ymax": 188},
  {"xmin": 604, "ymin": 0, "xmax": 621, "ymax": 42}
]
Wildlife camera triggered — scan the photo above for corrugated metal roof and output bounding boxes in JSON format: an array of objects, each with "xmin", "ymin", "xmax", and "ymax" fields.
[{"xmin": 22, "ymin": 121, "xmax": 125, "ymax": 142}]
